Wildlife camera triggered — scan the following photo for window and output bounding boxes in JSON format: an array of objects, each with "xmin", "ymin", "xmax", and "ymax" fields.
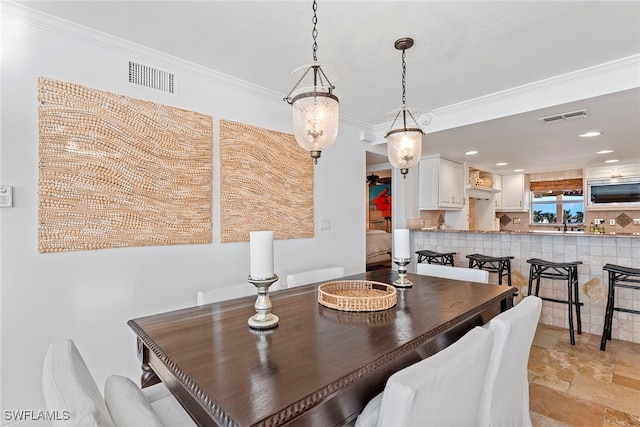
[{"xmin": 530, "ymin": 179, "xmax": 584, "ymax": 226}]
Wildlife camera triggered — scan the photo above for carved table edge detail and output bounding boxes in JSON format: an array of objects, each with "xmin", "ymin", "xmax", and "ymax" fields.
[{"xmin": 127, "ymin": 320, "xmax": 241, "ymax": 427}]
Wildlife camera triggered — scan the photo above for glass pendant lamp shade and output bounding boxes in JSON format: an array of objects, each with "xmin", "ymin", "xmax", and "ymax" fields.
[
  {"xmin": 290, "ymin": 82, "xmax": 339, "ymax": 162},
  {"xmin": 385, "ymin": 37, "xmax": 424, "ymax": 178},
  {"xmin": 386, "ymin": 120, "xmax": 423, "ymax": 176},
  {"xmin": 284, "ymin": 0, "xmax": 339, "ymax": 164}
]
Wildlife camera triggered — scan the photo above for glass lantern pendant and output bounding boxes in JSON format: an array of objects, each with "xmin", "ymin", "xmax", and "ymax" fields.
[
  {"xmin": 387, "ymin": 115, "xmax": 423, "ymax": 177},
  {"xmin": 386, "ymin": 38, "xmax": 423, "ymax": 178},
  {"xmin": 284, "ymin": 1, "xmax": 339, "ymax": 164}
]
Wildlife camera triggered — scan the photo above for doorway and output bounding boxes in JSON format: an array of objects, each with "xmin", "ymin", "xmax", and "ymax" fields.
[
  {"xmin": 365, "ymin": 167, "xmax": 393, "ymax": 271},
  {"xmin": 367, "ymin": 172, "xmax": 392, "ymax": 232}
]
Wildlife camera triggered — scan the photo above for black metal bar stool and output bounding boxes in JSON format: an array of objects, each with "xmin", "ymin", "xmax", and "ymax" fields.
[
  {"xmin": 601, "ymin": 263, "xmax": 640, "ymax": 351},
  {"xmin": 415, "ymin": 250, "xmax": 456, "ymax": 266},
  {"xmin": 466, "ymin": 254, "xmax": 514, "ymax": 286},
  {"xmin": 527, "ymin": 258, "xmax": 583, "ymax": 345}
]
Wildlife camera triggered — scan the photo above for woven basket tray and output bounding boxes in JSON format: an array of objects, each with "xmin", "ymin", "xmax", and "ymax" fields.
[{"xmin": 317, "ymin": 280, "xmax": 397, "ymax": 312}]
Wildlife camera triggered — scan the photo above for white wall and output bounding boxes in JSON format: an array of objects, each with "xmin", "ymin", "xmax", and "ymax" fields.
[{"xmin": 0, "ymin": 4, "xmax": 368, "ymax": 417}]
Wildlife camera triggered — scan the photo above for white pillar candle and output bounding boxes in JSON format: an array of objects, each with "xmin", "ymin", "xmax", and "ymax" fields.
[
  {"xmin": 250, "ymin": 231, "xmax": 274, "ymax": 279},
  {"xmin": 393, "ymin": 228, "xmax": 410, "ymax": 259}
]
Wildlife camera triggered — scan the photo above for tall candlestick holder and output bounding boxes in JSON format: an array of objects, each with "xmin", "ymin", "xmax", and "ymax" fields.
[
  {"xmin": 248, "ymin": 275, "xmax": 279, "ymax": 329},
  {"xmin": 393, "ymin": 258, "xmax": 413, "ymax": 288}
]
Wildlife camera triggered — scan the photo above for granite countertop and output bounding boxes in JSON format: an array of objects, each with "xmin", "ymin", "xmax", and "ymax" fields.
[{"xmin": 409, "ymin": 228, "xmax": 640, "ymax": 237}]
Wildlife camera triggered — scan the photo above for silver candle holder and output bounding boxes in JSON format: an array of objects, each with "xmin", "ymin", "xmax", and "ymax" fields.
[
  {"xmin": 247, "ymin": 274, "xmax": 279, "ymax": 329},
  {"xmin": 393, "ymin": 258, "xmax": 413, "ymax": 288}
]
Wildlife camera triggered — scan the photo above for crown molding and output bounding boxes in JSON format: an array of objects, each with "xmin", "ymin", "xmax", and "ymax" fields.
[
  {"xmin": 1, "ymin": 1, "xmax": 368, "ymax": 129},
  {"xmin": 1, "ymin": 3, "xmax": 278, "ymax": 96},
  {"xmin": 370, "ymin": 54, "xmax": 640, "ymax": 140},
  {"xmin": 4, "ymin": 1, "xmax": 636, "ymax": 135},
  {"xmin": 434, "ymin": 55, "xmax": 640, "ymax": 116}
]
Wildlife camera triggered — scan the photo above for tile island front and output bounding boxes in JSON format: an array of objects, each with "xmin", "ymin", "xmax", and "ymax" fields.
[{"xmin": 408, "ymin": 228, "xmax": 640, "ymax": 344}]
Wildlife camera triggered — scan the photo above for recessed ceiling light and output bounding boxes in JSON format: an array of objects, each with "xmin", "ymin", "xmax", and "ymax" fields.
[
  {"xmin": 513, "ymin": 169, "xmax": 524, "ymax": 172},
  {"xmin": 496, "ymin": 162, "xmax": 508, "ymax": 166},
  {"xmin": 605, "ymin": 159, "xmax": 619, "ymax": 163},
  {"xmin": 465, "ymin": 150, "xmax": 478, "ymax": 155},
  {"xmin": 597, "ymin": 150, "xmax": 614, "ymax": 154},
  {"xmin": 579, "ymin": 131, "xmax": 602, "ymax": 138}
]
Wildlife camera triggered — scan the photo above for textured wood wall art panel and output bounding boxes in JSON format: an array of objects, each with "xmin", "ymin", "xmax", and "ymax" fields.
[
  {"xmin": 220, "ymin": 119, "xmax": 313, "ymax": 242},
  {"xmin": 37, "ymin": 77, "xmax": 212, "ymax": 253}
]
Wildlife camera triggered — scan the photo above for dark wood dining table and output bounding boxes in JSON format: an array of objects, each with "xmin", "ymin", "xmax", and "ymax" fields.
[{"xmin": 128, "ymin": 269, "xmax": 516, "ymax": 426}]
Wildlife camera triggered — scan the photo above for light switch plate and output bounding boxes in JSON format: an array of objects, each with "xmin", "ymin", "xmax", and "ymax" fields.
[
  {"xmin": 0, "ymin": 186, "xmax": 12, "ymax": 207},
  {"xmin": 634, "ymin": 219, "xmax": 640, "ymax": 225},
  {"xmin": 609, "ymin": 219, "xmax": 616, "ymax": 226}
]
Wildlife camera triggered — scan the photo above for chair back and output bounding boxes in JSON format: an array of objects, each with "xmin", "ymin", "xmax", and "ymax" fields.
[
  {"xmin": 375, "ymin": 326, "xmax": 494, "ymax": 426},
  {"xmin": 479, "ymin": 296, "xmax": 542, "ymax": 427},
  {"xmin": 43, "ymin": 340, "xmax": 195, "ymax": 427},
  {"xmin": 197, "ymin": 280, "xmax": 282, "ymax": 305},
  {"xmin": 104, "ymin": 375, "xmax": 194, "ymax": 426},
  {"xmin": 286, "ymin": 266, "xmax": 345, "ymax": 288},
  {"xmin": 42, "ymin": 339, "xmax": 115, "ymax": 427},
  {"xmin": 416, "ymin": 263, "xmax": 489, "ymax": 283}
]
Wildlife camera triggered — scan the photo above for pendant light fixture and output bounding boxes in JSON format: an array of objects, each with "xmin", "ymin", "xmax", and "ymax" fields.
[
  {"xmin": 386, "ymin": 38, "xmax": 423, "ymax": 178},
  {"xmin": 284, "ymin": 0, "xmax": 339, "ymax": 164}
]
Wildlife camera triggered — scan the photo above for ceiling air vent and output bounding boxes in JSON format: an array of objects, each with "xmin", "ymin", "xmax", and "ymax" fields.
[
  {"xmin": 128, "ymin": 61, "xmax": 175, "ymax": 94},
  {"xmin": 538, "ymin": 109, "xmax": 590, "ymax": 123}
]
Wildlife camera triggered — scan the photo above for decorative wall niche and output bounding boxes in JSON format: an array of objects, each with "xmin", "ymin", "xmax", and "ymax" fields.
[{"xmin": 37, "ymin": 77, "xmax": 213, "ymax": 253}]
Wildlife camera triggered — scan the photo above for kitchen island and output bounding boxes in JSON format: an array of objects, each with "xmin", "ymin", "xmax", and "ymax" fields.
[{"xmin": 409, "ymin": 228, "xmax": 640, "ymax": 344}]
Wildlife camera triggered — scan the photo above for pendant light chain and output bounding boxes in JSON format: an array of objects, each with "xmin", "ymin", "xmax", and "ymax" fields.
[
  {"xmin": 401, "ymin": 48, "xmax": 407, "ymax": 105},
  {"xmin": 283, "ymin": 0, "xmax": 335, "ymax": 103},
  {"xmin": 401, "ymin": 47, "xmax": 407, "ymax": 128},
  {"xmin": 312, "ymin": 0, "xmax": 319, "ymax": 62}
]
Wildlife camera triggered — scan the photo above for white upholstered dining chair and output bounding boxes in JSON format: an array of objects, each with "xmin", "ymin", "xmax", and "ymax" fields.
[
  {"xmin": 479, "ymin": 295, "xmax": 542, "ymax": 427},
  {"xmin": 416, "ymin": 262, "xmax": 489, "ymax": 283},
  {"xmin": 355, "ymin": 326, "xmax": 494, "ymax": 427},
  {"xmin": 196, "ymin": 280, "xmax": 282, "ymax": 305},
  {"xmin": 42, "ymin": 339, "xmax": 195, "ymax": 427},
  {"xmin": 286, "ymin": 266, "xmax": 344, "ymax": 288}
]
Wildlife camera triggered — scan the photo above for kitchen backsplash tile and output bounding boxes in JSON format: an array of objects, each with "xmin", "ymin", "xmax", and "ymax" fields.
[
  {"xmin": 496, "ymin": 210, "xmax": 640, "ymax": 233},
  {"xmin": 585, "ymin": 210, "xmax": 640, "ymax": 233},
  {"xmin": 616, "ymin": 212, "xmax": 633, "ymax": 228}
]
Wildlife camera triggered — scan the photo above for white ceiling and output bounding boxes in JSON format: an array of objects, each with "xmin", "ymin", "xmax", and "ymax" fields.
[{"xmin": 17, "ymin": 0, "xmax": 640, "ymax": 174}]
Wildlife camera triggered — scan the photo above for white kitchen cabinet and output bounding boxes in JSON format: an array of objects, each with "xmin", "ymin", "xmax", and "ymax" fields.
[
  {"xmin": 419, "ymin": 156, "xmax": 464, "ymax": 210},
  {"xmin": 584, "ymin": 163, "xmax": 640, "ymax": 180},
  {"xmin": 452, "ymin": 162, "xmax": 465, "ymax": 206},
  {"xmin": 497, "ymin": 173, "xmax": 530, "ymax": 211},
  {"xmin": 493, "ymin": 174, "xmax": 502, "ymax": 209}
]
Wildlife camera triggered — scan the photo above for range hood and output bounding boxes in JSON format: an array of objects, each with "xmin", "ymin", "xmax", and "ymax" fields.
[{"xmin": 466, "ymin": 185, "xmax": 500, "ymax": 200}]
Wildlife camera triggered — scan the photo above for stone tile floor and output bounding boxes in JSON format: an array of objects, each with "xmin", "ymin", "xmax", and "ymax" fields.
[{"xmin": 529, "ymin": 324, "xmax": 640, "ymax": 426}]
